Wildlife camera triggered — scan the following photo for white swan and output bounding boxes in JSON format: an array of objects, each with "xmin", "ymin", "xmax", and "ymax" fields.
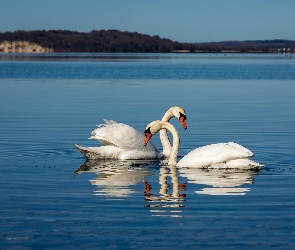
[
  {"xmin": 74, "ymin": 106, "xmax": 187, "ymax": 160},
  {"xmin": 144, "ymin": 120, "xmax": 262, "ymax": 169}
]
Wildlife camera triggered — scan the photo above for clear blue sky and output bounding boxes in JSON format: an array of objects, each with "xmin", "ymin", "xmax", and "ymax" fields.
[{"xmin": 1, "ymin": 0, "xmax": 294, "ymax": 43}]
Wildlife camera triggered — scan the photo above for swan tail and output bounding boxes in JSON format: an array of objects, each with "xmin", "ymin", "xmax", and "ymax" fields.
[
  {"xmin": 74, "ymin": 144, "xmax": 121, "ymax": 160},
  {"xmin": 74, "ymin": 144, "xmax": 101, "ymax": 159}
]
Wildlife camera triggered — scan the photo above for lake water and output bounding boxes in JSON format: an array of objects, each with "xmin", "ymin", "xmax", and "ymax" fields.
[{"xmin": 0, "ymin": 53, "xmax": 295, "ymax": 249}]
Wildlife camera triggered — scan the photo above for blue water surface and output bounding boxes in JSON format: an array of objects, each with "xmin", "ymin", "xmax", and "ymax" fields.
[{"xmin": 0, "ymin": 53, "xmax": 295, "ymax": 249}]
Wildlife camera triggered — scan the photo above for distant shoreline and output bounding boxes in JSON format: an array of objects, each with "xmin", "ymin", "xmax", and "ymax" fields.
[
  {"xmin": 0, "ymin": 47, "xmax": 291, "ymax": 54},
  {"xmin": 1, "ymin": 30, "xmax": 294, "ymax": 53}
]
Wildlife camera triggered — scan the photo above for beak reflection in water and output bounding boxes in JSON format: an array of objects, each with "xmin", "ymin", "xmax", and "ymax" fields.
[{"xmin": 144, "ymin": 165, "xmax": 186, "ymax": 218}]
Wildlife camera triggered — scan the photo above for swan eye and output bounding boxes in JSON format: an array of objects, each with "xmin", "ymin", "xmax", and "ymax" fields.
[
  {"xmin": 144, "ymin": 127, "xmax": 151, "ymax": 136},
  {"xmin": 179, "ymin": 112, "xmax": 187, "ymax": 130},
  {"xmin": 179, "ymin": 112, "xmax": 187, "ymax": 120},
  {"xmin": 144, "ymin": 127, "xmax": 153, "ymax": 146}
]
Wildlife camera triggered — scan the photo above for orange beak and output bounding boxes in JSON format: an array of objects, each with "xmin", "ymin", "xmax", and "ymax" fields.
[
  {"xmin": 144, "ymin": 132, "xmax": 152, "ymax": 146},
  {"xmin": 179, "ymin": 116, "xmax": 187, "ymax": 130}
]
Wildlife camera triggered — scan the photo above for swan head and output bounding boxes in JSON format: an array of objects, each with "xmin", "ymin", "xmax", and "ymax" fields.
[
  {"xmin": 144, "ymin": 120, "xmax": 163, "ymax": 146},
  {"xmin": 169, "ymin": 106, "xmax": 187, "ymax": 130}
]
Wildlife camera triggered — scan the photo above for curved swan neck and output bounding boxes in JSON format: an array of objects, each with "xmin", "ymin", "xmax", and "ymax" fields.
[
  {"xmin": 160, "ymin": 122, "xmax": 179, "ymax": 165},
  {"xmin": 160, "ymin": 107, "xmax": 177, "ymax": 158},
  {"xmin": 161, "ymin": 107, "xmax": 175, "ymax": 122}
]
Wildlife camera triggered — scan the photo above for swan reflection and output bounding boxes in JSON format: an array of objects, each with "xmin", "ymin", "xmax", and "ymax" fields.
[
  {"xmin": 144, "ymin": 165, "xmax": 186, "ymax": 217},
  {"xmin": 178, "ymin": 168, "xmax": 259, "ymax": 195},
  {"xmin": 74, "ymin": 159, "xmax": 154, "ymax": 198},
  {"xmin": 74, "ymin": 160, "xmax": 259, "ymax": 217}
]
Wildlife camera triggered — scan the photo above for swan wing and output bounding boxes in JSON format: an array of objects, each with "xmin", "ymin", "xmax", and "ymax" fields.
[
  {"xmin": 178, "ymin": 142, "xmax": 256, "ymax": 168},
  {"xmin": 90, "ymin": 120, "xmax": 159, "ymax": 152}
]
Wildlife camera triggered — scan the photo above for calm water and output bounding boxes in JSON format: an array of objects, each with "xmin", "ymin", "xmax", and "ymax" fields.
[{"xmin": 0, "ymin": 53, "xmax": 295, "ymax": 249}]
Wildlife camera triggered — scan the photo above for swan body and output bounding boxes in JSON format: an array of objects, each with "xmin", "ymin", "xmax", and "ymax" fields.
[
  {"xmin": 75, "ymin": 120, "xmax": 162, "ymax": 160},
  {"xmin": 75, "ymin": 106, "xmax": 187, "ymax": 160},
  {"xmin": 144, "ymin": 120, "xmax": 262, "ymax": 169}
]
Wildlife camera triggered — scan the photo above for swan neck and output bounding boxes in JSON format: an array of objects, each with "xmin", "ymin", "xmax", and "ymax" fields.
[
  {"xmin": 161, "ymin": 122, "xmax": 179, "ymax": 165},
  {"xmin": 161, "ymin": 109, "xmax": 174, "ymax": 123},
  {"xmin": 160, "ymin": 130, "xmax": 171, "ymax": 158},
  {"xmin": 160, "ymin": 109, "xmax": 175, "ymax": 157}
]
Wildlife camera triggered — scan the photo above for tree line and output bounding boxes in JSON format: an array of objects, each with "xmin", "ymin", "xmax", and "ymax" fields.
[{"xmin": 0, "ymin": 29, "xmax": 294, "ymax": 53}]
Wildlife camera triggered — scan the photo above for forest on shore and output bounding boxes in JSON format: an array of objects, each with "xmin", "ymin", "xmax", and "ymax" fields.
[{"xmin": 0, "ymin": 29, "xmax": 295, "ymax": 53}]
